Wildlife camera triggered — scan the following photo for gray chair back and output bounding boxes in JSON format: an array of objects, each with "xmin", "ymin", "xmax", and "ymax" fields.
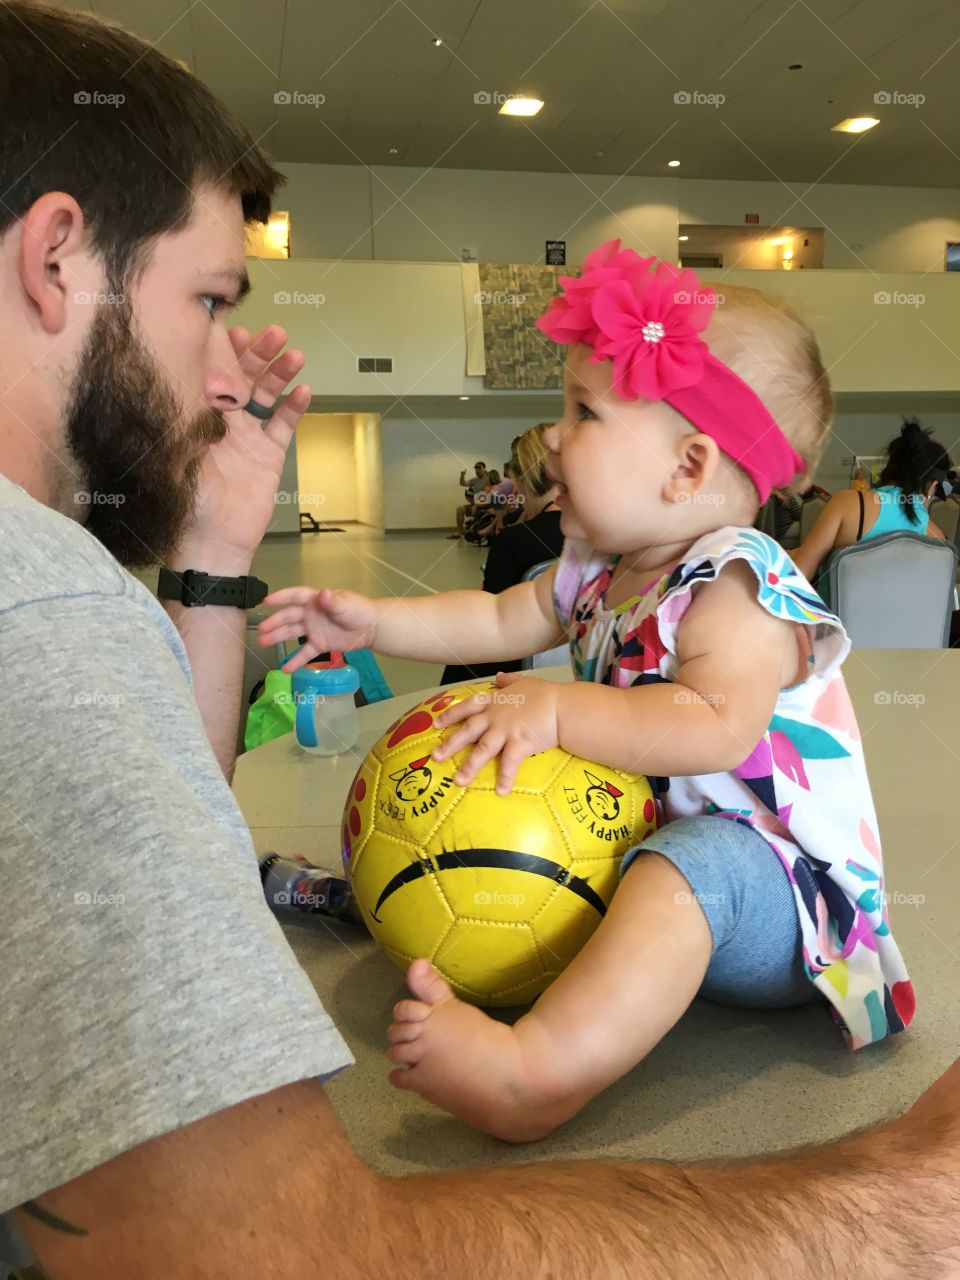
[
  {"xmin": 520, "ymin": 559, "xmax": 568, "ymax": 670},
  {"xmin": 820, "ymin": 531, "xmax": 958, "ymax": 648},
  {"xmin": 754, "ymin": 500, "xmax": 777, "ymax": 538},
  {"xmin": 799, "ymin": 495, "xmax": 827, "ymax": 542}
]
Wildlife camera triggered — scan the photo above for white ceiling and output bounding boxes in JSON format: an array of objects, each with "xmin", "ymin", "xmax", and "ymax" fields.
[{"xmin": 60, "ymin": 0, "xmax": 960, "ymax": 187}]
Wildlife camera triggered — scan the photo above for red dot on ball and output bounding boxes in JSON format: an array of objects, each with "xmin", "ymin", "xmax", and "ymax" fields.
[
  {"xmin": 349, "ymin": 806, "xmax": 362, "ymax": 837},
  {"xmin": 643, "ymin": 797, "xmax": 655, "ymax": 823},
  {"xmin": 355, "ymin": 777, "xmax": 366, "ymax": 802}
]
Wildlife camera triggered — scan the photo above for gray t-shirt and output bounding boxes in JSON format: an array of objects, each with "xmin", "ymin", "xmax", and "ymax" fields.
[{"xmin": 0, "ymin": 476, "xmax": 353, "ymax": 1249}]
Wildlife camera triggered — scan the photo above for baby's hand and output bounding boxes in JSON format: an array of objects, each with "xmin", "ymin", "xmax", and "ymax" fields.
[
  {"xmin": 433, "ymin": 673, "xmax": 560, "ymax": 795},
  {"xmin": 257, "ymin": 586, "xmax": 378, "ymax": 672}
]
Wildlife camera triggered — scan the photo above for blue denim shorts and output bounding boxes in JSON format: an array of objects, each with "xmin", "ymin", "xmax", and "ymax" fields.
[{"xmin": 622, "ymin": 814, "xmax": 820, "ymax": 1009}]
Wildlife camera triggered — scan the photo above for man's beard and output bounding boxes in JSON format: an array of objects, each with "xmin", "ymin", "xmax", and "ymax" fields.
[{"xmin": 64, "ymin": 303, "xmax": 226, "ymax": 567}]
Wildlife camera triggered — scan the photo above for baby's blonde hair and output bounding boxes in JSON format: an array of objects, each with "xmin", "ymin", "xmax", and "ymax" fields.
[{"xmin": 708, "ymin": 285, "xmax": 834, "ymax": 504}]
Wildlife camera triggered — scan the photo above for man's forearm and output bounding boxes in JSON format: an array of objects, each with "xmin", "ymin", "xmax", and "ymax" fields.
[
  {"xmin": 555, "ymin": 680, "xmax": 750, "ymax": 777},
  {"xmin": 163, "ymin": 545, "xmax": 253, "ymax": 780},
  {"xmin": 387, "ymin": 1127, "xmax": 950, "ymax": 1280}
]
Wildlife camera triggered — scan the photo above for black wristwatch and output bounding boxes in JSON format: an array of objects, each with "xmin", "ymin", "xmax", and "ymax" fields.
[{"xmin": 157, "ymin": 568, "xmax": 269, "ymax": 609}]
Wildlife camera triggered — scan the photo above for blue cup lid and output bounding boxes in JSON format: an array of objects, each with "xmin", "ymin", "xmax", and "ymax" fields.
[{"xmin": 291, "ymin": 665, "xmax": 360, "ymax": 696}]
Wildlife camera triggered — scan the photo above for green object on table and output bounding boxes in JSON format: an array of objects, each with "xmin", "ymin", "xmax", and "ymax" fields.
[{"xmin": 243, "ymin": 649, "xmax": 393, "ymax": 752}]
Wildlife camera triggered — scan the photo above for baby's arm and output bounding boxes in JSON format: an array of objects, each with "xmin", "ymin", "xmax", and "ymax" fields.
[
  {"xmin": 555, "ymin": 559, "xmax": 794, "ymax": 775},
  {"xmin": 259, "ymin": 564, "xmax": 565, "ymax": 670},
  {"xmin": 373, "ymin": 566, "xmax": 562, "ymax": 664}
]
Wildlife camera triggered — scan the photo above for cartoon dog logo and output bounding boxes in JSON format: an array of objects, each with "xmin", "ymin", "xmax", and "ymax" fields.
[
  {"xmin": 390, "ymin": 756, "xmax": 433, "ymax": 801},
  {"xmin": 584, "ymin": 770, "xmax": 624, "ymax": 821}
]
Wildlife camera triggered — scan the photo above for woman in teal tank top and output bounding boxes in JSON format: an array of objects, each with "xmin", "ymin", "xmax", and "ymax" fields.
[{"xmin": 793, "ymin": 418, "xmax": 953, "ymax": 583}]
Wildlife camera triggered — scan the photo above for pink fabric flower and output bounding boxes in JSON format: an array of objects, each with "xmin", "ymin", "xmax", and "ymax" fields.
[{"xmin": 536, "ymin": 239, "xmax": 717, "ymax": 401}]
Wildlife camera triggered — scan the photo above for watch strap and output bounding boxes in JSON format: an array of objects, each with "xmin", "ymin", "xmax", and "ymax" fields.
[{"xmin": 157, "ymin": 568, "xmax": 268, "ymax": 609}]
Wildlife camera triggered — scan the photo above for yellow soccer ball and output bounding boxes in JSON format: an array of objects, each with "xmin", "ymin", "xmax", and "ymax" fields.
[{"xmin": 342, "ymin": 684, "xmax": 659, "ymax": 1007}]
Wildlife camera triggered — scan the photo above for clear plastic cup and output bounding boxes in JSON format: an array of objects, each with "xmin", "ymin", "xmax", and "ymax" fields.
[{"xmin": 291, "ymin": 665, "xmax": 360, "ymax": 755}]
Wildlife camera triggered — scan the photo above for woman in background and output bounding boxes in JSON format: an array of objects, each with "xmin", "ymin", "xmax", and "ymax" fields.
[
  {"xmin": 441, "ymin": 424, "xmax": 562, "ymax": 683},
  {"xmin": 792, "ymin": 418, "xmax": 949, "ymax": 583}
]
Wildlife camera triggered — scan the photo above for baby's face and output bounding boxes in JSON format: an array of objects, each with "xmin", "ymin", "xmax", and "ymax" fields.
[{"xmin": 543, "ymin": 345, "xmax": 707, "ymax": 555}]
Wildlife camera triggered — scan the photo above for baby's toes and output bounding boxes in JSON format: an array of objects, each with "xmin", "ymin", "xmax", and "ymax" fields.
[
  {"xmin": 392, "ymin": 998, "xmax": 431, "ymax": 1024},
  {"xmin": 387, "ymin": 1039, "xmax": 424, "ymax": 1067},
  {"xmin": 387, "ymin": 1020, "xmax": 422, "ymax": 1044}
]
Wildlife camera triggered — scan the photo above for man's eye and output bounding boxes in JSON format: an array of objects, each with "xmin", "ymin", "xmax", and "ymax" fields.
[{"xmin": 200, "ymin": 293, "xmax": 231, "ymax": 317}]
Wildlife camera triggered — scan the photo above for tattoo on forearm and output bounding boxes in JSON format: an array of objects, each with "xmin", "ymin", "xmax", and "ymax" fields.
[{"xmin": 19, "ymin": 1200, "xmax": 89, "ymax": 1237}]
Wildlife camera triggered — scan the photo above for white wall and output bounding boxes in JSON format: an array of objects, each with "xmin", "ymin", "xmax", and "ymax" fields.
[
  {"xmin": 354, "ymin": 412, "xmax": 384, "ymax": 528},
  {"xmin": 276, "ymin": 161, "xmax": 960, "ymax": 272},
  {"xmin": 269, "ymin": 438, "xmax": 301, "ymax": 534},
  {"xmin": 295, "ymin": 412, "xmax": 358, "ymax": 521},
  {"xmin": 678, "ymin": 180, "xmax": 960, "ymax": 272},
  {"xmin": 380, "ymin": 415, "xmax": 529, "ymax": 530}
]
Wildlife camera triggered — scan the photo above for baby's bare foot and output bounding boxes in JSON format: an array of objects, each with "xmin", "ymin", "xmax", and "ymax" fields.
[{"xmin": 386, "ymin": 960, "xmax": 572, "ymax": 1142}]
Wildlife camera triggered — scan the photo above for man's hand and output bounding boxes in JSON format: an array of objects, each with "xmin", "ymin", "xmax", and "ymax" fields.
[
  {"xmin": 176, "ymin": 324, "xmax": 311, "ymax": 571},
  {"xmin": 258, "ymin": 587, "xmax": 379, "ymax": 670},
  {"xmin": 432, "ymin": 672, "xmax": 561, "ymax": 795}
]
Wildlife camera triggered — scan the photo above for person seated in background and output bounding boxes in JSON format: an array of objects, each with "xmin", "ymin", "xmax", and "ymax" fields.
[
  {"xmin": 464, "ymin": 468, "xmax": 513, "ymax": 543},
  {"xmin": 792, "ymin": 418, "xmax": 949, "ymax": 583},
  {"xmin": 441, "ymin": 423, "xmax": 563, "ymax": 683},
  {"xmin": 769, "ymin": 486, "xmax": 802, "ymax": 545},
  {"xmin": 449, "ymin": 460, "xmax": 487, "ymax": 538},
  {"xmin": 800, "ymin": 482, "xmax": 831, "ymax": 502}
]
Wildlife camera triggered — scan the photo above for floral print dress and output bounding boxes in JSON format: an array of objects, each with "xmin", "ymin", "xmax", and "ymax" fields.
[{"xmin": 553, "ymin": 525, "xmax": 915, "ymax": 1049}]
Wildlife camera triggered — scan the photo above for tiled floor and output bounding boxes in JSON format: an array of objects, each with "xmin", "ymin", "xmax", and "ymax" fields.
[{"xmin": 251, "ymin": 523, "xmax": 486, "ymax": 696}]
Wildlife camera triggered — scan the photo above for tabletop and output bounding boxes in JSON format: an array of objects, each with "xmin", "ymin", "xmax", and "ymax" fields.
[{"xmin": 233, "ymin": 652, "xmax": 960, "ymax": 1175}]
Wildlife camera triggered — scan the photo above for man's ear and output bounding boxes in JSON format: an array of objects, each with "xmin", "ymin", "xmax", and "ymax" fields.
[
  {"xmin": 17, "ymin": 192, "xmax": 88, "ymax": 335},
  {"xmin": 662, "ymin": 432, "xmax": 720, "ymax": 504}
]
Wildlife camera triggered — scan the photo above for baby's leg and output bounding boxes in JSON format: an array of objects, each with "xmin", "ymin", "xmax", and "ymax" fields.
[{"xmin": 387, "ymin": 851, "xmax": 713, "ymax": 1142}]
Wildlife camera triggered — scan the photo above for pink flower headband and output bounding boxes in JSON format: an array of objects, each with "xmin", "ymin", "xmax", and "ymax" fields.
[{"xmin": 535, "ymin": 239, "xmax": 805, "ymax": 504}]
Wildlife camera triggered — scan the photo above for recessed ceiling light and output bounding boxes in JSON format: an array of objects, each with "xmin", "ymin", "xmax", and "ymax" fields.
[
  {"xmin": 431, "ymin": 36, "xmax": 443, "ymax": 46},
  {"xmin": 678, "ymin": 234, "xmax": 689, "ymax": 241},
  {"xmin": 832, "ymin": 116, "xmax": 879, "ymax": 133},
  {"xmin": 389, "ymin": 146, "xmax": 398, "ymax": 154},
  {"xmin": 499, "ymin": 97, "xmax": 543, "ymax": 117},
  {"xmin": 668, "ymin": 159, "xmax": 681, "ymax": 167},
  {"xmin": 459, "ymin": 395, "xmax": 470, "ymax": 400},
  {"xmin": 788, "ymin": 63, "xmax": 803, "ymax": 70}
]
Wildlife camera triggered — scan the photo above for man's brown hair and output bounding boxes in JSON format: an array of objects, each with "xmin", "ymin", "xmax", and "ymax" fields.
[{"xmin": 0, "ymin": 1, "xmax": 283, "ymax": 284}]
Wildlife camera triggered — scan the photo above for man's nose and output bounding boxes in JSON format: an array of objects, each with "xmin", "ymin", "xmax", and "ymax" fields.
[{"xmin": 204, "ymin": 327, "xmax": 253, "ymax": 412}]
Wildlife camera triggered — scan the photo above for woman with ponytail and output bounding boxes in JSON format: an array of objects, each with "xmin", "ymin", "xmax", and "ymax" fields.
[{"xmin": 792, "ymin": 417, "xmax": 952, "ymax": 582}]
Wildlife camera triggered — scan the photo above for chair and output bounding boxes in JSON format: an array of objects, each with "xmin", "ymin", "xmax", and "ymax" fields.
[
  {"xmin": 520, "ymin": 559, "xmax": 568, "ymax": 670},
  {"xmin": 799, "ymin": 495, "xmax": 827, "ymax": 542},
  {"xmin": 754, "ymin": 500, "xmax": 777, "ymax": 538},
  {"xmin": 819, "ymin": 531, "xmax": 958, "ymax": 648}
]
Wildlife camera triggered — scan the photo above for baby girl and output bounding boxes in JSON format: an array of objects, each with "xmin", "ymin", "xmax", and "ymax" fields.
[{"xmin": 259, "ymin": 241, "xmax": 914, "ymax": 1143}]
